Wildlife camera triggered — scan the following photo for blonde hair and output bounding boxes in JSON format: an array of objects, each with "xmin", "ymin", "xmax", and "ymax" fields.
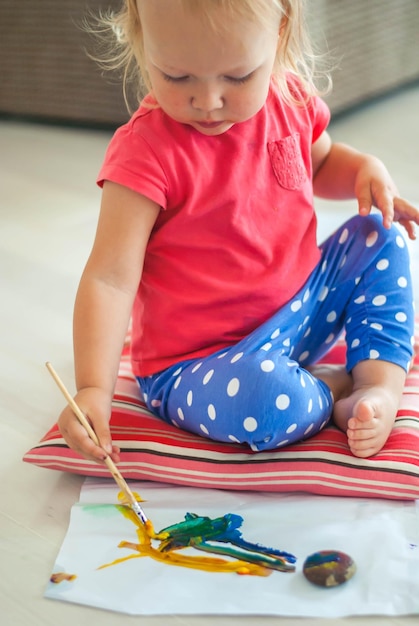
[{"xmin": 90, "ymin": 0, "xmax": 330, "ymax": 111}]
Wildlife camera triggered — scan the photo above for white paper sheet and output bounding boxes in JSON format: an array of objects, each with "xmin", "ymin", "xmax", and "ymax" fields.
[{"xmin": 45, "ymin": 478, "xmax": 419, "ymax": 617}]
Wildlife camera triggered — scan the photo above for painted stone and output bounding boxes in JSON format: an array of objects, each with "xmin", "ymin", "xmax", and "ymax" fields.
[{"xmin": 303, "ymin": 550, "xmax": 356, "ymax": 587}]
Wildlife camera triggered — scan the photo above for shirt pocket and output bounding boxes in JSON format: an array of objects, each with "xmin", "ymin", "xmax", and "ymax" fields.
[{"xmin": 267, "ymin": 133, "xmax": 307, "ymax": 190}]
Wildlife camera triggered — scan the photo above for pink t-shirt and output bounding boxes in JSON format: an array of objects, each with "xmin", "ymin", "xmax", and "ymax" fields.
[{"xmin": 98, "ymin": 82, "xmax": 330, "ymax": 376}]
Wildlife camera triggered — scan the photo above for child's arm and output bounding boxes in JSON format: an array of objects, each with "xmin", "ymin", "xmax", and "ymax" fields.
[
  {"xmin": 311, "ymin": 131, "xmax": 419, "ymax": 240},
  {"xmin": 58, "ymin": 181, "xmax": 160, "ymax": 463}
]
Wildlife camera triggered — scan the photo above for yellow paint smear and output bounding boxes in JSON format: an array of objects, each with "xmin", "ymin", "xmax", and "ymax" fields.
[{"xmin": 98, "ymin": 503, "xmax": 271, "ymax": 577}]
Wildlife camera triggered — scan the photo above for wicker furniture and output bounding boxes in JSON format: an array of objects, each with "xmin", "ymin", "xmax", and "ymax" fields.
[{"xmin": 1, "ymin": 0, "xmax": 419, "ymax": 126}]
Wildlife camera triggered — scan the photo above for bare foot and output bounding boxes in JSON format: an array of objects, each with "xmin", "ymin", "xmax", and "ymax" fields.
[
  {"xmin": 309, "ymin": 360, "xmax": 405, "ymax": 458},
  {"xmin": 333, "ymin": 388, "xmax": 399, "ymax": 458}
]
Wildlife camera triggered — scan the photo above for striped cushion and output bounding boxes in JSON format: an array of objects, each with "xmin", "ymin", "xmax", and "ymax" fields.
[{"xmin": 23, "ymin": 324, "xmax": 419, "ymax": 500}]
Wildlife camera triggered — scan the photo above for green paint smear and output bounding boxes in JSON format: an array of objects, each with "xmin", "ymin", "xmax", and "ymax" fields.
[
  {"xmin": 81, "ymin": 503, "xmax": 124, "ymax": 518},
  {"xmin": 99, "ymin": 506, "xmax": 297, "ymax": 577}
]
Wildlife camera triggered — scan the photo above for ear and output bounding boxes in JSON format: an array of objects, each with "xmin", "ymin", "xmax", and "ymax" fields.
[{"xmin": 279, "ymin": 15, "xmax": 288, "ymax": 38}]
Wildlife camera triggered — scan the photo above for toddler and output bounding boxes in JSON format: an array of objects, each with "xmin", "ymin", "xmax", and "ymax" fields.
[{"xmin": 58, "ymin": 0, "xmax": 419, "ymax": 464}]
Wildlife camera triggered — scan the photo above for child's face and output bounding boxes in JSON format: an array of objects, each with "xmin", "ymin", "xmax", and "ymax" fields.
[{"xmin": 139, "ymin": 1, "xmax": 281, "ymax": 136}]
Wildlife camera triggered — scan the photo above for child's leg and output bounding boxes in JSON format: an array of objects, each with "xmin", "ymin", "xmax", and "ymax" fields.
[
  {"xmin": 138, "ymin": 342, "xmax": 334, "ymax": 452},
  {"xmin": 139, "ymin": 214, "xmax": 414, "ymax": 455},
  {"xmin": 308, "ymin": 214, "xmax": 414, "ymax": 456}
]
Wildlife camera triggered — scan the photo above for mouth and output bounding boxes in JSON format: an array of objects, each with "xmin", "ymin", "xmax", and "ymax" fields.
[{"xmin": 195, "ymin": 121, "xmax": 224, "ymax": 129}]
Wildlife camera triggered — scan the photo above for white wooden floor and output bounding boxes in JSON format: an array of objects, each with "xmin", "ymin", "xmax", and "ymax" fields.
[{"xmin": 1, "ymin": 84, "xmax": 419, "ymax": 625}]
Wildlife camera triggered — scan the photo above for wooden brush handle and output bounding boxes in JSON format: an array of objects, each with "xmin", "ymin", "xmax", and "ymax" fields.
[{"xmin": 45, "ymin": 362, "xmax": 138, "ymax": 508}]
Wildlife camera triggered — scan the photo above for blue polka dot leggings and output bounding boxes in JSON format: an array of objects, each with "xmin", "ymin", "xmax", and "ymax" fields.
[{"xmin": 138, "ymin": 215, "xmax": 415, "ymax": 451}]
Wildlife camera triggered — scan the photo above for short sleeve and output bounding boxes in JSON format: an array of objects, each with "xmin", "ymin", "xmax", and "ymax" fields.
[
  {"xmin": 97, "ymin": 119, "xmax": 169, "ymax": 210},
  {"xmin": 310, "ymin": 95, "xmax": 331, "ymax": 144}
]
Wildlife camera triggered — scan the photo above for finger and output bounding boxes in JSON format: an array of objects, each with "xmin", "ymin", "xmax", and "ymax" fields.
[
  {"xmin": 94, "ymin": 422, "xmax": 114, "ymax": 456},
  {"xmin": 374, "ymin": 189, "xmax": 395, "ymax": 229},
  {"xmin": 60, "ymin": 420, "xmax": 109, "ymax": 463},
  {"xmin": 357, "ymin": 197, "xmax": 372, "ymax": 217},
  {"xmin": 398, "ymin": 218, "xmax": 416, "ymax": 240}
]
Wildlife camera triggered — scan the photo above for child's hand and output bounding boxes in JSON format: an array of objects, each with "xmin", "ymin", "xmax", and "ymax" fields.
[
  {"xmin": 57, "ymin": 387, "xmax": 120, "ymax": 464},
  {"xmin": 354, "ymin": 156, "xmax": 419, "ymax": 240}
]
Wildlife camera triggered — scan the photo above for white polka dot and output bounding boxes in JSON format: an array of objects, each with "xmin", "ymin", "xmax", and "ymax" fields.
[
  {"xmin": 276, "ymin": 440, "xmax": 289, "ymax": 447},
  {"xmin": 299, "ymin": 350, "xmax": 310, "ymax": 361},
  {"xmin": 243, "ymin": 417, "xmax": 258, "ymax": 432},
  {"xmin": 217, "ymin": 352, "xmax": 228, "ymax": 359},
  {"xmin": 261, "ymin": 342, "xmax": 272, "ymax": 351},
  {"xmin": 276, "ymin": 394, "xmax": 290, "ymax": 410},
  {"xmin": 354, "ymin": 295, "xmax": 365, "ymax": 304},
  {"xmin": 339, "ymin": 228, "xmax": 349, "ymax": 244},
  {"xmin": 187, "ymin": 390, "xmax": 193, "ymax": 406},
  {"xmin": 355, "ymin": 276, "xmax": 361, "ymax": 285},
  {"xmin": 351, "ymin": 338, "xmax": 360, "ymax": 348},
  {"xmin": 396, "ymin": 312, "xmax": 408, "ymax": 322},
  {"xmin": 271, "ymin": 329, "xmax": 280, "ymax": 339},
  {"xmin": 174, "ymin": 376, "xmax": 182, "ymax": 389},
  {"xmin": 171, "ymin": 419, "xmax": 180, "ymax": 428},
  {"xmin": 227, "ymin": 378, "xmax": 240, "ymax": 397},
  {"xmin": 283, "ymin": 337, "xmax": 291, "ymax": 347},
  {"xmin": 304, "ymin": 326, "xmax": 311, "ymax": 338},
  {"xmin": 231, "ymin": 352, "xmax": 244, "ymax": 363},
  {"xmin": 151, "ymin": 399, "xmax": 161, "ymax": 407},
  {"xmin": 396, "ymin": 235, "xmax": 405, "ymax": 248},
  {"xmin": 208, "ymin": 404, "xmax": 216, "ymax": 420},
  {"xmin": 228, "ymin": 435, "xmax": 241, "ymax": 443},
  {"xmin": 304, "ymin": 423, "xmax": 314, "ymax": 435},
  {"xmin": 303, "ymin": 315, "xmax": 310, "ymax": 325},
  {"xmin": 339, "ymin": 255, "xmax": 347, "ymax": 269},
  {"xmin": 370, "ymin": 349, "xmax": 380, "ymax": 359},
  {"xmin": 203, "ymin": 369, "xmax": 214, "ymax": 384},
  {"xmin": 291, "ymin": 299, "xmax": 302, "ymax": 312},
  {"xmin": 173, "ymin": 367, "xmax": 183, "ymax": 376},
  {"xmin": 326, "ymin": 310, "xmax": 337, "ymax": 323},
  {"xmin": 372, "ymin": 295, "xmax": 387, "ymax": 306},
  {"xmin": 286, "ymin": 423, "xmax": 297, "ymax": 434},
  {"xmin": 261, "ymin": 360, "xmax": 275, "ymax": 372},
  {"xmin": 320, "ymin": 420, "xmax": 328, "ymax": 430},
  {"xmin": 366, "ymin": 231, "xmax": 378, "ymax": 247},
  {"xmin": 303, "ymin": 289, "xmax": 310, "ymax": 303},
  {"xmin": 308, "ymin": 398, "xmax": 313, "ymax": 413},
  {"xmin": 191, "ymin": 362, "xmax": 202, "ymax": 373},
  {"xmin": 200, "ymin": 424, "xmax": 209, "ymax": 435},
  {"xmin": 325, "ymin": 333, "xmax": 335, "ymax": 344},
  {"xmin": 300, "ymin": 374, "xmax": 306, "ymax": 388},
  {"xmin": 370, "ymin": 323, "xmax": 383, "ymax": 331},
  {"xmin": 376, "ymin": 258, "xmax": 389, "ymax": 271},
  {"xmin": 143, "ymin": 393, "xmax": 148, "ymax": 402},
  {"xmin": 318, "ymin": 395, "xmax": 323, "ymax": 409},
  {"xmin": 398, "ymin": 276, "xmax": 408, "ymax": 288},
  {"xmin": 177, "ymin": 408, "xmax": 185, "ymax": 421},
  {"xmin": 318, "ymin": 286, "xmax": 329, "ymax": 302}
]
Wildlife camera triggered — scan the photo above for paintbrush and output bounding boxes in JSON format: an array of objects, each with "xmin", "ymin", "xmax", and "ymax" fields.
[{"xmin": 45, "ymin": 361, "xmax": 149, "ymax": 526}]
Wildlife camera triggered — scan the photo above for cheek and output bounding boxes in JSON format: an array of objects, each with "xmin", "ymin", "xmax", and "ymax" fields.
[
  {"xmin": 153, "ymin": 83, "xmax": 189, "ymax": 113},
  {"xmin": 230, "ymin": 86, "xmax": 266, "ymax": 118}
]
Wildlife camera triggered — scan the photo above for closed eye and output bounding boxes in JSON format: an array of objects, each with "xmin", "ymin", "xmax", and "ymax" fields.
[
  {"xmin": 224, "ymin": 72, "xmax": 255, "ymax": 85},
  {"xmin": 162, "ymin": 73, "xmax": 190, "ymax": 83}
]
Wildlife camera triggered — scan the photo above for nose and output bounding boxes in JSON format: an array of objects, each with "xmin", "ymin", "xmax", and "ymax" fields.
[{"xmin": 191, "ymin": 82, "xmax": 224, "ymax": 112}]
